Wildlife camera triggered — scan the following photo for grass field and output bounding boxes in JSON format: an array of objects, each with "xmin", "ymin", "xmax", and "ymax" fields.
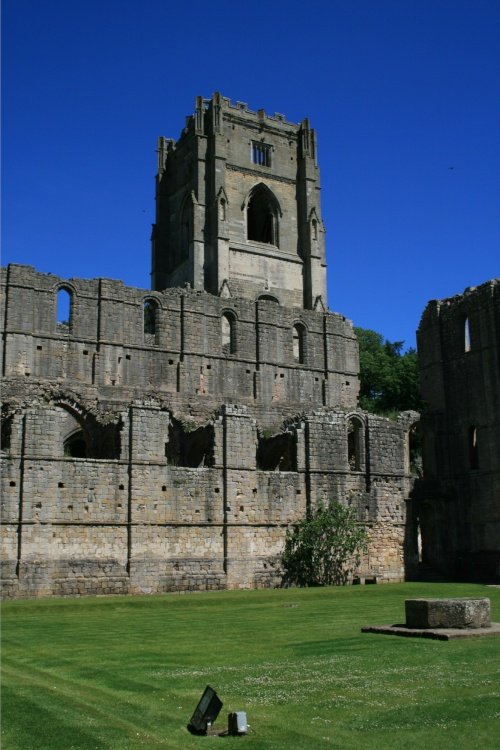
[{"xmin": 2, "ymin": 582, "xmax": 499, "ymax": 749}]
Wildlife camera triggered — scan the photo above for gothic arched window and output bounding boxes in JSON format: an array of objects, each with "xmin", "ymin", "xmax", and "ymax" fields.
[
  {"xmin": 144, "ymin": 299, "xmax": 159, "ymax": 344},
  {"xmin": 221, "ymin": 312, "xmax": 236, "ymax": 355},
  {"xmin": 56, "ymin": 287, "xmax": 73, "ymax": 334},
  {"xmin": 347, "ymin": 417, "xmax": 364, "ymax": 471},
  {"xmin": 246, "ymin": 185, "xmax": 279, "ymax": 246},
  {"xmin": 292, "ymin": 323, "xmax": 305, "ymax": 364}
]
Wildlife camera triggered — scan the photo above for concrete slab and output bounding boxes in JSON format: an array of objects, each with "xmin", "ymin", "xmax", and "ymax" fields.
[{"xmin": 361, "ymin": 622, "xmax": 500, "ymax": 641}]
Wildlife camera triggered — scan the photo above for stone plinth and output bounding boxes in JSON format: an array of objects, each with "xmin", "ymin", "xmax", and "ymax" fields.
[{"xmin": 405, "ymin": 598, "xmax": 491, "ymax": 630}]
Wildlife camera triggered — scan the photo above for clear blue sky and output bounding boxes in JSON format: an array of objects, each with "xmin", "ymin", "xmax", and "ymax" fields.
[{"xmin": 2, "ymin": 0, "xmax": 499, "ymax": 349}]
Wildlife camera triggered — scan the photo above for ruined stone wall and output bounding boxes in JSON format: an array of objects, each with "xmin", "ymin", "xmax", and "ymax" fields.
[
  {"xmin": 417, "ymin": 279, "xmax": 500, "ymax": 581},
  {"xmin": 1, "ymin": 393, "xmax": 418, "ymax": 598},
  {"xmin": 1, "ymin": 265, "xmax": 358, "ymax": 413},
  {"xmin": 1, "ymin": 265, "xmax": 420, "ymax": 598}
]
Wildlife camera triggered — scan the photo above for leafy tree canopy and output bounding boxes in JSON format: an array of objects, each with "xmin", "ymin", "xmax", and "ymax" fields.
[
  {"xmin": 281, "ymin": 501, "xmax": 368, "ymax": 587},
  {"xmin": 354, "ymin": 327, "xmax": 423, "ymax": 415}
]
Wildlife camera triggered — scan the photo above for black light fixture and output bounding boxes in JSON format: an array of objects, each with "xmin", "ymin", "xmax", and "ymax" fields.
[{"xmin": 187, "ymin": 685, "xmax": 223, "ymax": 735}]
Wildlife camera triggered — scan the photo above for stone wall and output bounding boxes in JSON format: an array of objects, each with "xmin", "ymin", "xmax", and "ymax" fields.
[
  {"xmin": 417, "ymin": 279, "xmax": 500, "ymax": 581},
  {"xmin": 1, "ymin": 326, "xmax": 419, "ymax": 598},
  {"xmin": 1, "ymin": 265, "xmax": 358, "ymax": 416}
]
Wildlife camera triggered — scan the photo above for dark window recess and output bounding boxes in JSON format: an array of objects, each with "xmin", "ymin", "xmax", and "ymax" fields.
[
  {"xmin": 469, "ymin": 426, "xmax": 479, "ymax": 470},
  {"xmin": 144, "ymin": 299, "xmax": 159, "ymax": 344},
  {"xmin": 61, "ymin": 408, "xmax": 121, "ymax": 460},
  {"xmin": 247, "ymin": 186, "xmax": 278, "ymax": 245},
  {"xmin": 1, "ymin": 411, "xmax": 13, "ymax": 452},
  {"xmin": 165, "ymin": 418, "xmax": 215, "ymax": 468},
  {"xmin": 257, "ymin": 431, "xmax": 297, "ymax": 471},
  {"xmin": 64, "ymin": 430, "xmax": 88, "ymax": 458}
]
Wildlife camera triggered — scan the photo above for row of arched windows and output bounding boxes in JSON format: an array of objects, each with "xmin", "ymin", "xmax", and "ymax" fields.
[
  {"xmin": 55, "ymin": 290, "xmax": 308, "ymax": 361},
  {"xmin": 220, "ymin": 313, "xmax": 306, "ymax": 363}
]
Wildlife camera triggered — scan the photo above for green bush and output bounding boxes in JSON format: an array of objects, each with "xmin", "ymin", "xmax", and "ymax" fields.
[{"xmin": 281, "ymin": 501, "xmax": 368, "ymax": 586}]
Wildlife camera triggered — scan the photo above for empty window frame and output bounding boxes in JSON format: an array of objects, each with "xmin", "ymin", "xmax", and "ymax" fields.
[
  {"xmin": 247, "ymin": 185, "xmax": 279, "ymax": 245},
  {"xmin": 347, "ymin": 417, "xmax": 363, "ymax": 471},
  {"xmin": 251, "ymin": 141, "xmax": 271, "ymax": 167},
  {"xmin": 468, "ymin": 426, "xmax": 479, "ymax": 470},
  {"xmin": 144, "ymin": 299, "xmax": 159, "ymax": 344},
  {"xmin": 221, "ymin": 312, "xmax": 236, "ymax": 355},
  {"xmin": 464, "ymin": 317, "xmax": 471, "ymax": 353},
  {"xmin": 56, "ymin": 287, "xmax": 72, "ymax": 334},
  {"xmin": 292, "ymin": 323, "xmax": 305, "ymax": 364}
]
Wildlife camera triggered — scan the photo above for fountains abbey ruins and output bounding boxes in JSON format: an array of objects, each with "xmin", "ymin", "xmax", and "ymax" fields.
[{"xmin": 1, "ymin": 93, "xmax": 499, "ymax": 597}]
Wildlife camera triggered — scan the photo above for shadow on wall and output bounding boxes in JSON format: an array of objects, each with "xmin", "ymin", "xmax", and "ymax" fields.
[
  {"xmin": 257, "ymin": 430, "xmax": 296, "ymax": 471},
  {"xmin": 165, "ymin": 417, "xmax": 215, "ymax": 468}
]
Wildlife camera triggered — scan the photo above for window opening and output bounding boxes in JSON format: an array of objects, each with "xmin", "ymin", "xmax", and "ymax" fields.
[
  {"xmin": 219, "ymin": 198, "xmax": 226, "ymax": 222},
  {"xmin": 1, "ymin": 410, "xmax": 13, "ymax": 453},
  {"xmin": 221, "ymin": 313, "xmax": 236, "ymax": 355},
  {"xmin": 64, "ymin": 429, "xmax": 88, "ymax": 458},
  {"xmin": 347, "ymin": 417, "xmax": 363, "ymax": 471},
  {"xmin": 257, "ymin": 430, "xmax": 297, "ymax": 471},
  {"xmin": 251, "ymin": 141, "xmax": 271, "ymax": 167},
  {"xmin": 56, "ymin": 287, "xmax": 72, "ymax": 333},
  {"xmin": 464, "ymin": 317, "xmax": 471, "ymax": 353},
  {"xmin": 144, "ymin": 299, "xmax": 159, "ymax": 344},
  {"xmin": 247, "ymin": 186, "xmax": 278, "ymax": 245},
  {"xmin": 292, "ymin": 324, "xmax": 305, "ymax": 364},
  {"xmin": 468, "ymin": 426, "xmax": 479, "ymax": 469},
  {"xmin": 165, "ymin": 419, "xmax": 215, "ymax": 468}
]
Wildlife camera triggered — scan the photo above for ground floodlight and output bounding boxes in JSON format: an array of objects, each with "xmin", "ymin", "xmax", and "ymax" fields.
[
  {"xmin": 187, "ymin": 685, "xmax": 223, "ymax": 734},
  {"xmin": 228, "ymin": 711, "xmax": 248, "ymax": 735}
]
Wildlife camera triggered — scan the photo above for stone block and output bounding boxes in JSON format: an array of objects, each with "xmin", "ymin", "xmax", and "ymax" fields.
[{"xmin": 405, "ymin": 598, "xmax": 491, "ymax": 629}]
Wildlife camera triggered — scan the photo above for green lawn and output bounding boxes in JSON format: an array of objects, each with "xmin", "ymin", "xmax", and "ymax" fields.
[{"xmin": 2, "ymin": 583, "xmax": 499, "ymax": 749}]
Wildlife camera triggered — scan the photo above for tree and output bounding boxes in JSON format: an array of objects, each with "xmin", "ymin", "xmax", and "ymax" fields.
[
  {"xmin": 281, "ymin": 501, "xmax": 368, "ymax": 587},
  {"xmin": 355, "ymin": 327, "xmax": 423, "ymax": 414}
]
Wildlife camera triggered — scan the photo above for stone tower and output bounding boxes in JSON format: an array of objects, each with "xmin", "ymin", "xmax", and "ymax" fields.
[
  {"xmin": 417, "ymin": 279, "xmax": 500, "ymax": 581},
  {"xmin": 151, "ymin": 93, "xmax": 327, "ymax": 309}
]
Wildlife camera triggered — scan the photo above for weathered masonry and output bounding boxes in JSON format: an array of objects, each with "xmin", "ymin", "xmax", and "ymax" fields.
[
  {"xmin": 151, "ymin": 92, "xmax": 326, "ymax": 309},
  {"xmin": 417, "ymin": 280, "xmax": 500, "ymax": 582},
  {"xmin": 1, "ymin": 94, "xmax": 420, "ymax": 598}
]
